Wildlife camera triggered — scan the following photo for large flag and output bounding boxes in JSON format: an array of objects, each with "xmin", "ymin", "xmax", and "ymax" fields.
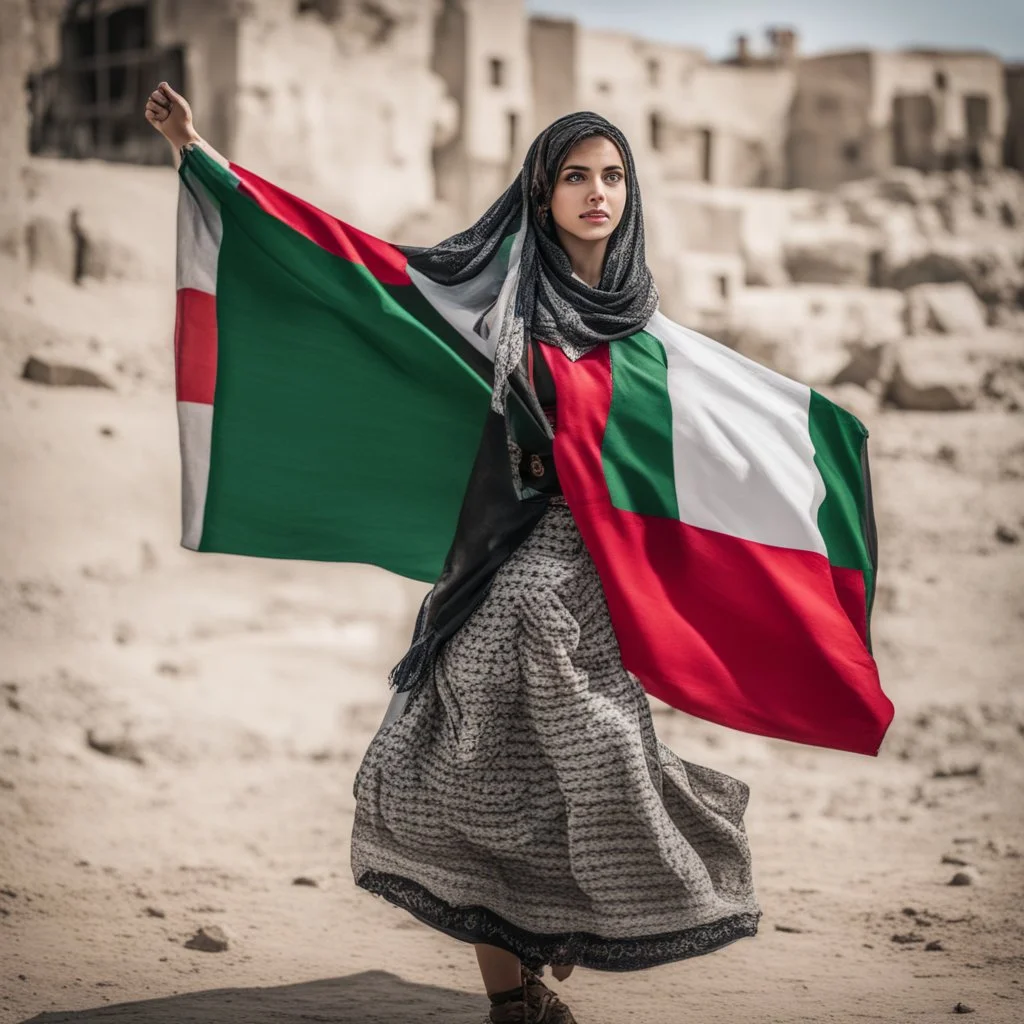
[{"xmin": 174, "ymin": 146, "xmax": 893, "ymax": 756}]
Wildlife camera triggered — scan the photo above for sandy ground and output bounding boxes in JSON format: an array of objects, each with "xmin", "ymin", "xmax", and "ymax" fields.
[{"xmin": 1, "ymin": 159, "xmax": 1023, "ymax": 1023}]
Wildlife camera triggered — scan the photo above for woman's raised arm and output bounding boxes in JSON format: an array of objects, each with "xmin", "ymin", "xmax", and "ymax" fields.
[{"xmin": 144, "ymin": 81, "xmax": 229, "ymax": 170}]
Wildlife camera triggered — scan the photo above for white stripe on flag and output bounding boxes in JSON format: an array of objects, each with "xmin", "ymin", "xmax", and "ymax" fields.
[
  {"xmin": 647, "ymin": 311, "xmax": 828, "ymax": 554},
  {"xmin": 177, "ymin": 400, "xmax": 214, "ymax": 550},
  {"xmin": 176, "ymin": 169, "xmax": 223, "ymax": 294}
]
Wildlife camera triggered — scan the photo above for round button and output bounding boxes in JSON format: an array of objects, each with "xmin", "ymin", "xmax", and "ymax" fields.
[{"xmin": 529, "ymin": 454, "xmax": 545, "ymax": 478}]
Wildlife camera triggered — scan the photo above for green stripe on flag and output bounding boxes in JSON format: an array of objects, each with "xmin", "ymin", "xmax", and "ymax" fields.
[
  {"xmin": 808, "ymin": 390, "xmax": 876, "ymax": 641},
  {"xmin": 602, "ymin": 331, "xmax": 679, "ymax": 520},
  {"xmin": 194, "ymin": 161, "xmax": 491, "ymax": 581}
]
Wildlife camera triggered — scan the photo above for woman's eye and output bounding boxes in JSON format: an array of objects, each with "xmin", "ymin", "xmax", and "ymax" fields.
[
  {"xmin": 605, "ymin": 172, "xmax": 622, "ymax": 183},
  {"xmin": 566, "ymin": 172, "xmax": 584, "ymax": 183}
]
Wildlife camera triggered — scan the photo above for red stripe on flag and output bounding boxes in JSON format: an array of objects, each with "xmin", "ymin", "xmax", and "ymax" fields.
[
  {"xmin": 174, "ymin": 287, "xmax": 217, "ymax": 405},
  {"xmin": 229, "ymin": 164, "xmax": 410, "ymax": 286},
  {"xmin": 543, "ymin": 344, "xmax": 894, "ymax": 757}
]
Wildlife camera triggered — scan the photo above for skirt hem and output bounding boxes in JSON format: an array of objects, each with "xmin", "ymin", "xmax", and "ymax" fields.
[{"xmin": 356, "ymin": 868, "xmax": 761, "ymax": 972}]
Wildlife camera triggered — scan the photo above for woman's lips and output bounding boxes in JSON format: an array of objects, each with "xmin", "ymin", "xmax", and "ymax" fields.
[{"xmin": 581, "ymin": 211, "xmax": 609, "ymax": 221}]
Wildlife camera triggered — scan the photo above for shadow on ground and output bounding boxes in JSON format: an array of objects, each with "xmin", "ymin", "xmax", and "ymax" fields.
[{"xmin": 20, "ymin": 970, "xmax": 486, "ymax": 1024}]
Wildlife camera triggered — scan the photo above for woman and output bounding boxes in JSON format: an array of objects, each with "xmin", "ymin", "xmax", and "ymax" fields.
[{"xmin": 147, "ymin": 82, "xmax": 763, "ymax": 1024}]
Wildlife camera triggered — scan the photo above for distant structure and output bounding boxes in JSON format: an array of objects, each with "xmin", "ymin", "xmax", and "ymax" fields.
[
  {"xmin": 789, "ymin": 49, "xmax": 1006, "ymax": 189},
  {"xmin": 528, "ymin": 20, "xmax": 796, "ymax": 191},
  {"xmin": 1006, "ymin": 64, "xmax": 1024, "ymax": 173},
  {"xmin": 24, "ymin": 0, "xmax": 449, "ymax": 233},
  {"xmin": 432, "ymin": 0, "xmax": 532, "ymax": 221},
  {"xmin": 1, "ymin": 0, "xmax": 29, "ymax": 275},
  {"xmin": 19, "ymin": 1, "xmax": 1024, "ymax": 231}
]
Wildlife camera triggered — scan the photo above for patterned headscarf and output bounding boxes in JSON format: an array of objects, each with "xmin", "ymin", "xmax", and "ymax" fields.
[{"xmin": 401, "ymin": 111, "xmax": 659, "ymax": 411}]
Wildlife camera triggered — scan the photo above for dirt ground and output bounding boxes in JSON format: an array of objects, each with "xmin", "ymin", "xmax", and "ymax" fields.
[{"xmin": 1, "ymin": 158, "xmax": 1023, "ymax": 1024}]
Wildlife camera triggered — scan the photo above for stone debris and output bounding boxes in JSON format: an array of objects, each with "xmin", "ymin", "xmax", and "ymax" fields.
[
  {"xmin": 886, "ymin": 340, "xmax": 984, "ymax": 411},
  {"xmin": 183, "ymin": 925, "xmax": 229, "ymax": 952},
  {"xmin": 905, "ymin": 283, "xmax": 988, "ymax": 335},
  {"xmin": 948, "ymin": 868, "xmax": 979, "ymax": 886},
  {"xmin": 85, "ymin": 726, "xmax": 145, "ymax": 767},
  {"xmin": 994, "ymin": 523, "xmax": 1021, "ymax": 545},
  {"xmin": 21, "ymin": 356, "xmax": 112, "ymax": 389},
  {"xmin": 931, "ymin": 762, "xmax": 982, "ymax": 779}
]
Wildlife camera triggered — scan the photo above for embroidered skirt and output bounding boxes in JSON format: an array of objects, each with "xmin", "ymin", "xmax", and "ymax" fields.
[{"xmin": 350, "ymin": 500, "xmax": 762, "ymax": 971}]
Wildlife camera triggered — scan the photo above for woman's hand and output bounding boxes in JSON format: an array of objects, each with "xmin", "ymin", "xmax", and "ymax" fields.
[{"xmin": 144, "ymin": 81, "xmax": 198, "ymax": 150}]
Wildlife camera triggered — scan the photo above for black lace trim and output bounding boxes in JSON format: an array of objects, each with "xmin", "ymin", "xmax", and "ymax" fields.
[{"xmin": 356, "ymin": 869, "xmax": 760, "ymax": 972}]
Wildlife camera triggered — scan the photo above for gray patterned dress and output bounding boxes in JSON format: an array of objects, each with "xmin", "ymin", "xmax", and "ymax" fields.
[{"xmin": 350, "ymin": 496, "xmax": 762, "ymax": 971}]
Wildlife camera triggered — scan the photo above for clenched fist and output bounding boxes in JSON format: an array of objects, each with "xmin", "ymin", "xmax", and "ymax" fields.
[{"xmin": 144, "ymin": 81, "xmax": 198, "ymax": 150}]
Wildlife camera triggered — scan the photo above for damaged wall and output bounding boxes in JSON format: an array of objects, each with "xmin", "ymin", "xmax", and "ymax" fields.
[
  {"xmin": 0, "ymin": 0, "xmax": 29, "ymax": 271},
  {"xmin": 232, "ymin": 0, "xmax": 451, "ymax": 235}
]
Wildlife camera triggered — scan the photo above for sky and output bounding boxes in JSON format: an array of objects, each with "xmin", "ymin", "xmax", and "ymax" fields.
[{"xmin": 526, "ymin": 0, "xmax": 1024, "ymax": 62}]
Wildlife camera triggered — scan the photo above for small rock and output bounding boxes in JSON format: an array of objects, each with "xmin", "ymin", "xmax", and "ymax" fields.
[
  {"xmin": 139, "ymin": 541, "xmax": 159, "ymax": 572},
  {"xmin": 774, "ymin": 924, "xmax": 803, "ymax": 933},
  {"xmin": 85, "ymin": 727, "xmax": 144, "ymax": 766},
  {"xmin": 949, "ymin": 869, "xmax": 979, "ymax": 886},
  {"xmin": 901, "ymin": 907, "xmax": 919, "ymax": 917},
  {"xmin": 932, "ymin": 762, "xmax": 982, "ymax": 779},
  {"xmin": 934, "ymin": 443, "xmax": 957, "ymax": 465},
  {"xmin": 995, "ymin": 523, "xmax": 1020, "ymax": 545},
  {"xmin": 1, "ymin": 887, "xmax": 18, "ymax": 898},
  {"xmin": 144, "ymin": 906, "xmax": 166, "ymax": 919},
  {"xmin": 886, "ymin": 343, "xmax": 983, "ymax": 411},
  {"xmin": 891, "ymin": 932, "xmax": 925, "ymax": 944},
  {"xmin": 99, "ymin": 425, "xmax": 115, "ymax": 438},
  {"xmin": 21, "ymin": 356, "xmax": 112, "ymax": 389},
  {"xmin": 941, "ymin": 854, "xmax": 970, "ymax": 866},
  {"xmin": 113, "ymin": 622, "xmax": 136, "ymax": 645},
  {"xmin": 904, "ymin": 282, "xmax": 987, "ymax": 335},
  {"xmin": 292, "ymin": 876, "xmax": 319, "ymax": 888},
  {"xmin": 924, "ymin": 940, "xmax": 945, "ymax": 951},
  {"xmin": 184, "ymin": 925, "xmax": 229, "ymax": 952},
  {"xmin": 953, "ymin": 1002, "xmax": 975, "ymax": 1014}
]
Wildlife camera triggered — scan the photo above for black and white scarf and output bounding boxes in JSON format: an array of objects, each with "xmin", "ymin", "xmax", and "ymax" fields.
[{"xmin": 400, "ymin": 111, "xmax": 659, "ymax": 412}]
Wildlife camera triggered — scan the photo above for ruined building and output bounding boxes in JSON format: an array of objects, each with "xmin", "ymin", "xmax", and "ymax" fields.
[
  {"xmin": 789, "ymin": 49, "xmax": 1007, "ymax": 189},
  {"xmin": 24, "ymin": 0, "xmax": 450, "ymax": 233},
  {"xmin": 528, "ymin": 20, "xmax": 796, "ymax": 191},
  {"xmin": 17, "ymin": 1, "xmax": 1024, "ymax": 232}
]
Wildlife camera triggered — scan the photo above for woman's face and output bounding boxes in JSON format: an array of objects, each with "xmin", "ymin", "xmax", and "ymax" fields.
[{"xmin": 547, "ymin": 135, "xmax": 627, "ymax": 245}]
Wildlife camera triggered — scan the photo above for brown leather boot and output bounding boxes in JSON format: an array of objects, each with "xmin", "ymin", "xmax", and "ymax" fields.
[
  {"xmin": 486, "ymin": 968, "xmax": 578, "ymax": 1023},
  {"xmin": 522, "ymin": 966, "xmax": 578, "ymax": 1023}
]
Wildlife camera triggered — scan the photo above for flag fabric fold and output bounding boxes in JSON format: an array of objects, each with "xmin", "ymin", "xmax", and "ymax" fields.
[{"xmin": 173, "ymin": 145, "xmax": 893, "ymax": 756}]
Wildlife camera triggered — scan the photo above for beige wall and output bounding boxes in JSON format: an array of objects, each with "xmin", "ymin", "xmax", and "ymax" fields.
[
  {"xmin": 684, "ymin": 64, "xmax": 795, "ymax": 187},
  {"xmin": 157, "ymin": 0, "xmax": 241, "ymax": 157},
  {"xmin": 433, "ymin": 0, "xmax": 531, "ymax": 220},
  {"xmin": 528, "ymin": 17, "xmax": 577, "ymax": 138},
  {"xmin": 0, "ymin": 0, "xmax": 29, "ymax": 269},
  {"xmin": 789, "ymin": 52, "xmax": 874, "ymax": 189},
  {"xmin": 232, "ymin": 0, "xmax": 447, "ymax": 235},
  {"xmin": 570, "ymin": 28, "xmax": 793, "ymax": 189}
]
